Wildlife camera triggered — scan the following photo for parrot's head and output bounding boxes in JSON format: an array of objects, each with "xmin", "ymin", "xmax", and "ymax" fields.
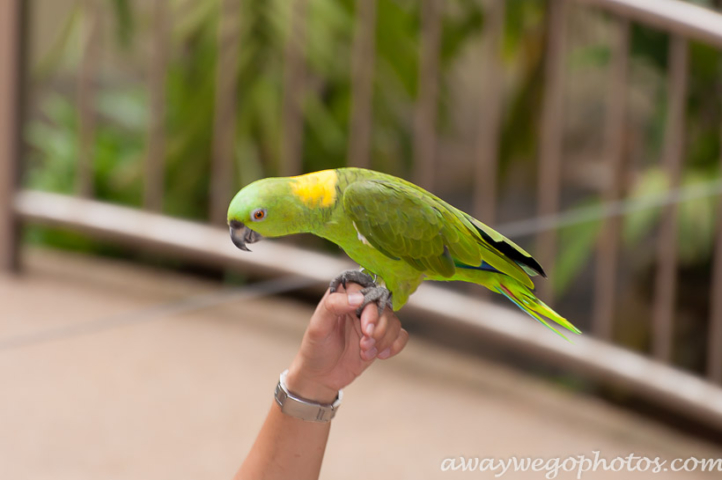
[{"xmin": 226, "ymin": 177, "xmax": 308, "ymax": 251}]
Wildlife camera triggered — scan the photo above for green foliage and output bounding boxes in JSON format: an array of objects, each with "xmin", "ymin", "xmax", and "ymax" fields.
[
  {"xmin": 553, "ymin": 205, "xmax": 602, "ymax": 296},
  {"xmin": 25, "ymin": 95, "xmax": 78, "ymax": 194},
  {"xmin": 110, "ymin": 0, "xmax": 134, "ymax": 47},
  {"xmin": 623, "ymin": 168, "xmax": 718, "ymax": 265},
  {"xmin": 25, "ymin": 0, "xmax": 487, "ymax": 245},
  {"xmin": 499, "ymin": 0, "xmax": 545, "ymax": 176},
  {"xmin": 25, "ymin": 0, "xmax": 722, "ymax": 303},
  {"xmin": 551, "ymin": 16, "xmax": 722, "ymax": 296},
  {"xmin": 25, "ymin": 89, "xmax": 146, "ymax": 205}
]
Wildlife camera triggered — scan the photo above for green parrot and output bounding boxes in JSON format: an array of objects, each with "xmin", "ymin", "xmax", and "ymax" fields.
[{"xmin": 227, "ymin": 168, "xmax": 580, "ymax": 340}]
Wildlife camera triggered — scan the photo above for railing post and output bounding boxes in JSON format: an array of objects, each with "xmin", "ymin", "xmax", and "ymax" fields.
[
  {"xmin": 708, "ymin": 115, "xmax": 722, "ymax": 383},
  {"xmin": 0, "ymin": 0, "xmax": 25, "ymax": 273},
  {"xmin": 472, "ymin": 0, "xmax": 505, "ymax": 225},
  {"xmin": 144, "ymin": 0, "xmax": 169, "ymax": 213},
  {"xmin": 652, "ymin": 35, "xmax": 687, "ymax": 363},
  {"xmin": 536, "ymin": 0, "xmax": 569, "ymax": 304},
  {"xmin": 76, "ymin": 0, "xmax": 100, "ymax": 198},
  {"xmin": 281, "ymin": 0, "xmax": 308, "ymax": 177},
  {"xmin": 210, "ymin": 0, "xmax": 240, "ymax": 224},
  {"xmin": 413, "ymin": 0, "xmax": 442, "ymax": 190},
  {"xmin": 347, "ymin": 0, "xmax": 377, "ymax": 169},
  {"xmin": 593, "ymin": 18, "xmax": 630, "ymax": 340}
]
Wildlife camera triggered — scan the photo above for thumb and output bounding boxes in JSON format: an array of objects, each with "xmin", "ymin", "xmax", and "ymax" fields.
[{"xmin": 308, "ymin": 286, "xmax": 365, "ymax": 338}]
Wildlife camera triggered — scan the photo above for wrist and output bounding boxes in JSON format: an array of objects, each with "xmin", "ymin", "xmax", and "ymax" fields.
[{"xmin": 286, "ymin": 364, "xmax": 338, "ymax": 404}]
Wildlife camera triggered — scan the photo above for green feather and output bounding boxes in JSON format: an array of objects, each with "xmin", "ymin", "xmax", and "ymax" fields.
[
  {"xmin": 343, "ymin": 179, "xmax": 535, "ymax": 286},
  {"xmin": 494, "ymin": 278, "xmax": 581, "ymax": 341}
]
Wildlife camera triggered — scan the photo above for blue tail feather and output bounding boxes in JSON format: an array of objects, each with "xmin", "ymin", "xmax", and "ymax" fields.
[
  {"xmin": 494, "ymin": 286, "xmax": 572, "ymax": 341},
  {"xmin": 455, "ymin": 261, "xmax": 501, "ymax": 273}
]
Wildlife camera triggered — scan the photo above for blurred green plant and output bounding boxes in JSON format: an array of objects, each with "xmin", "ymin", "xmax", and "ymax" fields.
[
  {"xmin": 26, "ymin": 0, "xmax": 490, "ymax": 212},
  {"xmin": 551, "ymin": 20, "xmax": 722, "ymax": 297},
  {"xmin": 24, "ymin": 0, "xmax": 722, "ymax": 313}
]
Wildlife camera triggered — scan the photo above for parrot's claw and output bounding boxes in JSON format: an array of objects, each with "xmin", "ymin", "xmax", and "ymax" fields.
[
  {"xmin": 328, "ymin": 270, "xmax": 392, "ymax": 317},
  {"xmin": 329, "ymin": 270, "xmax": 377, "ymax": 293},
  {"xmin": 357, "ymin": 286, "xmax": 393, "ymax": 318}
]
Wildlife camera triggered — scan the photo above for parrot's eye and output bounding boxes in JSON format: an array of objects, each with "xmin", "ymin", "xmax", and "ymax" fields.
[{"xmin": 251, "ymin": 208, "xmax": 266, "ymax": 222}]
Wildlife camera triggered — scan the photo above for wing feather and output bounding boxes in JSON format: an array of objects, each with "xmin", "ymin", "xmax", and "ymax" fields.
[{"xmin": 343, "ymin": 179, "xmax": 536, "ymax": 288}]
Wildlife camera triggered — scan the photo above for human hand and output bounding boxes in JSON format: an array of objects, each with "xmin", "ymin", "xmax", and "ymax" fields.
[{"xmin": 285, "ymin": 283, "xmax": 409, "ymax": 403}]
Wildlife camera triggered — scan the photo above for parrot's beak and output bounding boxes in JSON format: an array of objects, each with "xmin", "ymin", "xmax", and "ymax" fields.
[{"xmin": 229, "ymin": 220, "xmax": 262, "ymax": 252}]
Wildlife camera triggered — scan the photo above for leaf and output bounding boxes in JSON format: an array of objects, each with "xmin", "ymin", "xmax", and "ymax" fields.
[
  {"xmin": 109, "ymin": 0, "xmax": 135, "ymax": 48},
  {"xmin": 553, "ymin": 203, "xmax": 602, "ymax": 296},
  {"xmin": 623, "ymin": 167, "xmax": 668, "ymax": 246}
]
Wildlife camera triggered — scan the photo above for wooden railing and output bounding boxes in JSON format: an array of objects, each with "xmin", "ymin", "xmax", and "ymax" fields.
[
  {"xmin": 0, "ymin": 0, "xmax": 24, "ymax": 273},
  {"xmin": 3, "ymin": 0, "xmax": 722, "ymax": 428}
]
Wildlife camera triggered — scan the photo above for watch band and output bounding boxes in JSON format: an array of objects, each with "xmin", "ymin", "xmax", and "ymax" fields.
[{"xmin": 274, "ymin": 370, "xmax": 343, "ymax": 422}]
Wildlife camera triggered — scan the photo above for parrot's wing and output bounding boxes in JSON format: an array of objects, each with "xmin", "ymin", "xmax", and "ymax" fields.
[
  {"xmin": 463, "ymin": 216, "xmax": 546, "ymax": 278},
  {"xmin": 342, "ymin": 180, "xmax": 533, "ymax": 287}
]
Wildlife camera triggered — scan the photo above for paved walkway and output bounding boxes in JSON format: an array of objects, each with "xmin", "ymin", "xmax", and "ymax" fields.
[{"xmin": 0, "ymin": 249, "xmax": 720, "ymax": 479}]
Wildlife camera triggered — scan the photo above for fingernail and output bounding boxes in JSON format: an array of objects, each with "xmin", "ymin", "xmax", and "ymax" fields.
[
  {"xmin": 366, "ymin": 347, "xmax": 377, "ymax": 359},
  {"xmin": 362, "ymin": 335, "xmax": 376, "ymax": 348},
  {"xmin": 377, "ymin": 348, "xmax": 391, "ymax": 359},
  {"xmin": 348, "ymin": 292, "xmax": 364, "ymax": 306},
  {"xmin": 366, "ymin": 323, "xmax": 375, "ymax": 336}
]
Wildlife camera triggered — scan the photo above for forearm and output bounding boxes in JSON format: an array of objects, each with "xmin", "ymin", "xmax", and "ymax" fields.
[
  {"xmin": 234, "ymin": 288, "xmax": 406, "ymax": 479},
  {"xmin": 235, "ymin": 400, "xmax": 331, "ymax": 480}
]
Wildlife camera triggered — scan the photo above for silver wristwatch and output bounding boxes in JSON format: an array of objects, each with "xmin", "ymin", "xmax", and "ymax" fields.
[{"xmin": 274, "ymin": 370, "xmax": 343, "ymax": 422}]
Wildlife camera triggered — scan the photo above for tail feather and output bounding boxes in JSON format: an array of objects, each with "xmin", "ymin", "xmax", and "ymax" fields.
[
  {"xmin": 495, "ymin": 281, "xmax": 581, "ymax": 342},
  {"xmin": 449, "ymin": 265, "xmax": 581, "ymax": 341}
]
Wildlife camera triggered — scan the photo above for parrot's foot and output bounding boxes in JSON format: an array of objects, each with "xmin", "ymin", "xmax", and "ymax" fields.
[
  {"xmin": 328, "ymin": 270, "xmax": 392, "ymax": 317},
  {"xmin": 329, "ymin": 270, "xmax": 377, "ymax": 293},
  {"xmin": 357, "ymin": 286, "xmax": 393, "ymax": 318}
]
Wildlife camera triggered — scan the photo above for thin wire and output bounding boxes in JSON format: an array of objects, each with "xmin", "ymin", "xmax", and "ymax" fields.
[
  {"xmin": 0, "ymin": 276, "xmax": 319, "ymax": 353},
  {"xmin": 499, "ymin": 178, "xmax": 722, "ymax": 238}
]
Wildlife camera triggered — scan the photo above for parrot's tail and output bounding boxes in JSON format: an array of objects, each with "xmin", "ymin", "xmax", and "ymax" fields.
[{"xmin": 494, "ymin": 277, "xmax": 581, "ymax": 341}]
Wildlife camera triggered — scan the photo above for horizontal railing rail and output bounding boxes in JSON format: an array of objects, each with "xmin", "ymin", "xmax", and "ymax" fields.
[
  {"xmin": 14, "ymin": 190, "xmax": 722, "ymax": 430},
  {"xmin": 578, "ymin": 0, "xmax": 722, "ymax": 49}
]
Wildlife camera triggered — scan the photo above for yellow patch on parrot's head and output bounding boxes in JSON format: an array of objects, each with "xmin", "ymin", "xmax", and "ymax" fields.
[{"xmin": 289, "ymin": 169, "xmax": 338, "ymax": 208}]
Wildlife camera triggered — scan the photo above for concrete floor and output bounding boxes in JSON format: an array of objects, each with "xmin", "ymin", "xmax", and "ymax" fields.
[{"xmin": 1, "ymin": 249, "xmax": 720, "ymax": 479}]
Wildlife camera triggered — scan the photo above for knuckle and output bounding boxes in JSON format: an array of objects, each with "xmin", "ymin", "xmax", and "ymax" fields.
[
  {"xmin": 306, "ymin": 326, "xmax": 327, "ymax": 342},
  {"xmin": 361, "ymin": 305, "xmax": 378, "ymax": 324},
  {"xmin": 376, "ymin": 333, "xmax": 398, "ymax": 353},
  {"xmin": 373, "ymin": 320, "xmax": 388, "ymax": 339},
  {"xmin": 388, "ymin": 330, "xmax": 408, "ymax": 354},
  {"xmin": 322, "ymin": 293, "xmax": 345, "ymax": 314}
]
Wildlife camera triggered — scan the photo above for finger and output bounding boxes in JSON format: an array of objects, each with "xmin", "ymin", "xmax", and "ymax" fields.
[
  {"xmin": 368, "ymin": 306, "xmax": 390, "ymax": 343},
  {"xmin": 322, "ymin": 288, "xmax": 364, "ymax": 317},
  {"xmin": 360, "ymin": 342, "xmax": 378, "ymax": 361},
  {"xmin": 359, "ymin": 301, "xmax": 379, "ymax": 337},
  {"xmin": 359, "ymin": 334, "xmax": 376, "ymax": 352},
  {"xmin": 308, "ymin": 288, "xmax": 364, "ymax": 339},
  {"xmin": 374, "ymin": 311, "xmax": 401, "ymax": 354},
  {"xmin": 358, "ymin": 314, "xmax": 377, "ymax": 359},
  {"xmin": 377, "ymin": 328, "xmax": 409, "ymax": 360},
  {"xmin": 344, "ymin": 282, "xmax": 363, "ymax": 295}
]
